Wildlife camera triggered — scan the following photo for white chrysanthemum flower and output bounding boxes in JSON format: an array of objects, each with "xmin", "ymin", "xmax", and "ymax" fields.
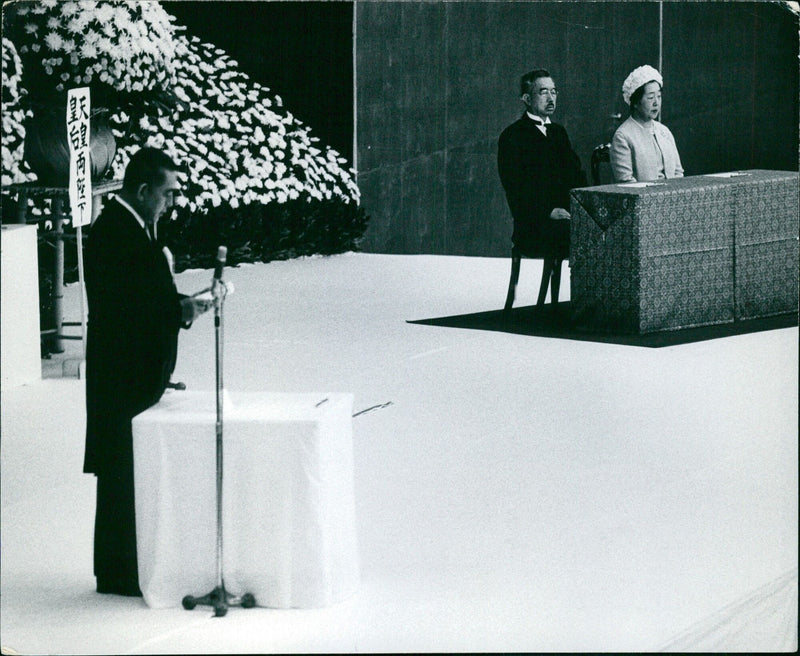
[
  {"xmin": 268, "ymin": 132, "xmax": 285, "ymax": 150},
  {"xmin": 43, "ymin": 31, "xmax": 64, "ymax": 51},
  {"xmin": 146, "ymin": 133, "xmax": 166, "ymax": 148},
  {"xmin": 96, "ymin": 36, "xmax": 113, "ymax": 53},
  {"xmin": 114, "ymin": 5, "xmax": 133, "ymax": 27},
  {"xmin": 79, "ymin": 43, "xmax": 98, "ymax": 60},
  {"xmin": 93, "ymin": 3, "xmax": 114, "ymax": 24},
  {"xmin": 60, "ymin": 2, "xmax": 80, "ymax": 17},
  {"xmin": 66, "ymin": 16, "xmax": 84, "ymax": 34}
]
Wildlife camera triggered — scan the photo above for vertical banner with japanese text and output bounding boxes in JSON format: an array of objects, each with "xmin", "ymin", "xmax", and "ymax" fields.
[
  {"xmin": 67, "ymin": 87, "xmax": 92, "ymax": 227},
  {"xmin": 67, "ymin": 87, "xmax": 91, "ymax": 357}
]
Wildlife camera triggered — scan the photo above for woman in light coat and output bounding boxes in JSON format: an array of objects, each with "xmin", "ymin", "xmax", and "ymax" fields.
[{"xmin": 610, "ymin": 65, "xmax": 684, "ymax": 182}]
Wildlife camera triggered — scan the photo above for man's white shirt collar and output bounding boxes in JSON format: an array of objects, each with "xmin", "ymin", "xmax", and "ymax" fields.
[
  {"xmin": 527, "ymin": 112, "xmax": 551, "ymax": 135},
  {"xmin": 114, "ymin": 195, "xmax": 150, "ymax": 237},
  {"xmin": 113, "ymin": 195, "xmax": 172, "ymax": 271},
  {"xmin": 526, "ymin": 112, "xmax": 551, "ymax": 124}
]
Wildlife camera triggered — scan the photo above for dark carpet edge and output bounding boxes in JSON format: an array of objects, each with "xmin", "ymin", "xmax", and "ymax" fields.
[{"xmin": 408, "ymin": 302, "xmax": 798, "ymax": 348}]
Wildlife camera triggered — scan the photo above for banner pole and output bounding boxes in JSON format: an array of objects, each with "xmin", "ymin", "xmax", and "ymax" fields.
[{"xmin": 76, "ymin": 223, "xmax": 87, "ymax": 358}]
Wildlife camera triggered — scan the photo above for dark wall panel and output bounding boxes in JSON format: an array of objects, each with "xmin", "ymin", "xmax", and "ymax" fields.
[
  {"xmin": 665, "ymin": 2, "xmax": 799, "ymax": 175},
  {"xmin": 356, "ymin": 1, "xmax": 799, "ymax": 256},
  {"xmin": 356, "ymin": 1, "xmax": 448, "ymax": 253}
]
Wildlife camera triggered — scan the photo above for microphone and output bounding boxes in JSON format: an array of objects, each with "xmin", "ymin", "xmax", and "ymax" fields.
[
  {"xmin": 213, "ymin": 245, "xmax": 227, "ymax": 283},
  {"xmin": 212, "ymin": 245, "xmax": 227, "ymax": 302}
]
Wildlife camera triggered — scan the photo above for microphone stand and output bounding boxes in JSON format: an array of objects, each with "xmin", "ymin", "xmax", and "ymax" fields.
[{"xmin": 182, "ymin": 253, "xmax": 255, "ymax": 617}]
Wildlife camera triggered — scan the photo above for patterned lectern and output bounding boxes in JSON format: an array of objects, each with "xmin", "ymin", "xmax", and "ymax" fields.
[{"xmin": 570, "ymin": 170, "xmax": 799, "ymax": 333}]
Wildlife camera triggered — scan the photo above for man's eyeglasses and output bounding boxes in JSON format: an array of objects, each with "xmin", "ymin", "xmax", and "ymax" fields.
[{"xmin": 536, "ymin": 89, "xmax": 559, "ymax": 98}]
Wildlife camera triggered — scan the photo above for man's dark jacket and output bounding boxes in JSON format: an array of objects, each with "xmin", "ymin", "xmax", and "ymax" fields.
[
  {"xmin": 83, "ymin": 197, "xmax": 182, "ymax": 475},
  {"xmin": 497, "ymin": 114, "xmax": 586, "ymax": 257}
]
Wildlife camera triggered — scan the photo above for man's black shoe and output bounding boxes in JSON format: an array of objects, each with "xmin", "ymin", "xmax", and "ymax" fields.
[{"xmin": 97, "ymin": 579, "xmax": 143, "ymax": 597}]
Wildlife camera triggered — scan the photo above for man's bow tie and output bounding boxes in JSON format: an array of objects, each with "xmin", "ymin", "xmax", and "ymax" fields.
[{"xmin": 531, "ymin": 118, "xmax": 550, "ymax": 133}]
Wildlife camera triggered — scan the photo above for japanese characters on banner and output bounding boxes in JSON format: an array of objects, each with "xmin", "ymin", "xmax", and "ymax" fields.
[{"xmin": 67, "ymin": 87, "xmax": 92, "ymax": 227}]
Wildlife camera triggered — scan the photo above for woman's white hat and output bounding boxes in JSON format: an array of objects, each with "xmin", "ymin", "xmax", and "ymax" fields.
[{"xmin": 622, "ymin": 64, "xmax": 663, "ymax": 105}]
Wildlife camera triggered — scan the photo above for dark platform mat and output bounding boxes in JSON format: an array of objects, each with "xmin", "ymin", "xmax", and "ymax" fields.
[{"xmin": 408, "ymin": 302, "xmax": 798, "ymax": 348}]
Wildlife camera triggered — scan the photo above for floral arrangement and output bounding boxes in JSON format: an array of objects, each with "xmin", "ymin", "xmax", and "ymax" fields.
[
  {"xmin": 2, "ymin": 0, "xmax": 363, "ymax": 253},
  {"xmin": 111, "ymin": 31, "xmax": 359, "ymax": 212},
  {"xmin": 3, "ymin": 0, "xmax": 367, "ymax": 348},
  {"xmin": 2, "ymin": 0, "xmax": 179, "ymax": 110},
  {"xmin": 1, "ymin": 37, "xmax": 35, "ymax": 186}
]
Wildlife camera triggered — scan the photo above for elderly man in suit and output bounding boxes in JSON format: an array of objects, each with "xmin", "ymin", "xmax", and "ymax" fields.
[
  {"xmin": 84, "ymin": 147, "xmax": 210, "ymax": 596},
  {"xmin": 497, "ymin": 68, "xmax": 586, "ymax": 262}
]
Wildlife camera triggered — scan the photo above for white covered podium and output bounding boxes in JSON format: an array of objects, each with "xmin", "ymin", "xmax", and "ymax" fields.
[{"xmin": 132, "ymin": 391, "xmax": 359, "ymax": 609}]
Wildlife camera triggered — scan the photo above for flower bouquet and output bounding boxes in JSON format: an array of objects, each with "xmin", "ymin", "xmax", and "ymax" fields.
[
  {"xmin": 2, "ymin": 0, "xmax": 367, "ymax": 269},
  {"xmin": 2, "ymin": 0, "xmax": 182, "ymax": 184},
  {"xmin": 2, "ymin": 36, "xmax": 33, "ymax": 186},
  {"xmin": 4, "ymin": 0, "xmax": 179, "ymax": 108}
]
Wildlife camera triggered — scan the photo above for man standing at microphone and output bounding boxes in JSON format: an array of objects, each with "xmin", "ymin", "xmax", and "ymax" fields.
[{"xmin": 83, "ymin": 147, "xmax": 211, "ymax": 596}]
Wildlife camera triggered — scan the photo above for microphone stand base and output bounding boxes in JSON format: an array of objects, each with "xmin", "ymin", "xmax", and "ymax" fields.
[{"xmin": 182, "ymin": 585, "xmax": 256, "ymax": 617}]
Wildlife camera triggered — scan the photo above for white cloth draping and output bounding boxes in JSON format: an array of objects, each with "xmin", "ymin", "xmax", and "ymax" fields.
[{"xmin": 132, "ymin": 391, "xmax": 359, "ymax": 609}]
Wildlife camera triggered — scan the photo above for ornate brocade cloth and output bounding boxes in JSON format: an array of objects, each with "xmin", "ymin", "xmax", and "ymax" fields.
[{"xmin": 569, "ymin": 170, "xmax": 799, "ymax": 333}]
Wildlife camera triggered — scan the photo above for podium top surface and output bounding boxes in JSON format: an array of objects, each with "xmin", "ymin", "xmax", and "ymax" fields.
[
  {"xmin": 573, "ymin": 169, "xmax": 799, "ymax": 196},
  {"xmin": 133, "ymin": 390, "xmax": 354, "ymax": 425}
]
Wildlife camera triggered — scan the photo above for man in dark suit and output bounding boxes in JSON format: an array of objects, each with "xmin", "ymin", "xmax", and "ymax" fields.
[
  {"xmin": 84, "ymin": 147, "xmax": 210, "ymax": 596},
  {"xmin": 497, "ymin": 69, "xmax": 586, "ymax": 260}
]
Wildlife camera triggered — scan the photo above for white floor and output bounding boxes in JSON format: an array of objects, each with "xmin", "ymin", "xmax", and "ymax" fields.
[{"xmin": 1, "ymin": 253, "xmax": 797, "ymax": 654}]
